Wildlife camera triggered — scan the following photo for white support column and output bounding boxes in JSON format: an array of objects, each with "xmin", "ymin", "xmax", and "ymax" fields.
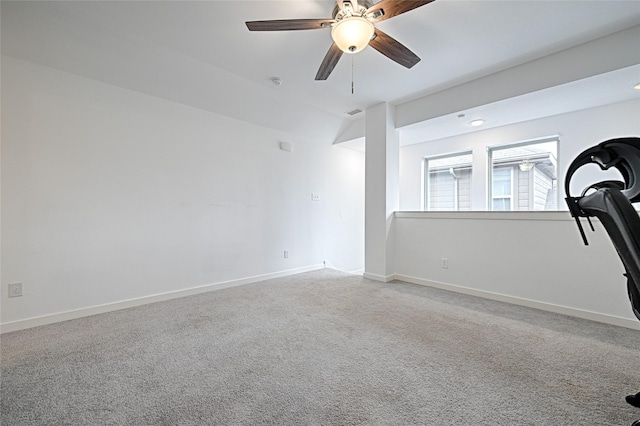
[{"xmin": 364, "ymin": 102, "xmax": 399, "ymax": 282}]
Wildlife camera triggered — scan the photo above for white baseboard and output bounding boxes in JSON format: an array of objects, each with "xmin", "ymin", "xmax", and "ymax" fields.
[
  {"xmin": 7, "ymin": 267, "xmax": 636, "ymax": 333},
  {"xmin": 1, "ymin": 264, "xmax": 324, "ymax": 334},
  {"xmin": 323, "ymin": 259, "xmax": 364, "ymax": 276},
  {"xmin": 394, "ymin": 274, "xmax": 640, "ymax": 331},
  {"xmin": 363, "ymin": 272, "xmax": 395, "ymax": 283}
]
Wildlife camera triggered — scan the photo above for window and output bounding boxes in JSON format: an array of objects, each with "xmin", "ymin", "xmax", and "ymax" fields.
[
  {"xmin": 424, "ymin": 152, "xmax": 472, "ymax": 211},
  {"xmin": 492, "ymin": 167, "xmax": 513, "ymax": 211},
  {"xmin": 488, "ymin": 138, "xmax": 558, "ymax": 211}
]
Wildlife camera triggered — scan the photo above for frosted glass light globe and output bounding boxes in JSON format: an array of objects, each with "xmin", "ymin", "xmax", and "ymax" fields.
[{"xmin": 331, "ymin": 17, "xmax": 374, "ymax": 54}]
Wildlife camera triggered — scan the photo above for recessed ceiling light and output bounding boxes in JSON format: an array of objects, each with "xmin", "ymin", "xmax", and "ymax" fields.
[
  {"xmin": 634, "ymin": 83, "xmax": 640, "ymax": 90},
  {"xmin": 470, "ymin": 119, "xmax": 485, "ymax": 127}
]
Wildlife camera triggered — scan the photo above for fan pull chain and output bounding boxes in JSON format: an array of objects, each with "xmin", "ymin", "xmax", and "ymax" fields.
[{"xmin": 351, "ymin": 55, "xmax": 354, "ymax": 95}]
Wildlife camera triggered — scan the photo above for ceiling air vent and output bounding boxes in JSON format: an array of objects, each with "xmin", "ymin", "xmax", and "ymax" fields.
[{"xmin": 346, "ymin": 108, "xmax": 363, "ymax": 116}]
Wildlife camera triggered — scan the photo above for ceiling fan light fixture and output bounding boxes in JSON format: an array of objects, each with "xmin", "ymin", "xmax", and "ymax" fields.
[{"xmin": 331, "ymin": 17, "xmax": 374, "ymax": 54}]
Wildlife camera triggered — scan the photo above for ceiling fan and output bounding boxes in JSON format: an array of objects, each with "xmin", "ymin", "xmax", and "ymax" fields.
[{"xmin": 246, "ymin": 0, "xmax": 435, "ymax": 80}]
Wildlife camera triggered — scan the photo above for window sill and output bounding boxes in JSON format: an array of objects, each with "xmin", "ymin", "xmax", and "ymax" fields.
[{"xmin": 395, "ymin": 210, "xmax": 573, "ymax": 221}]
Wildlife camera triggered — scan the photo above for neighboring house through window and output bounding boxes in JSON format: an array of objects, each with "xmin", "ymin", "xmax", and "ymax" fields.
[
  {"xmin": 424, "ymin": 152, "xmax": 472, "ymax": 211},
  {"xmin": 423, "ymin": 138, "xmax": 558, "ymax": 212},
  {"xmin": 492, "ymin": 167, "xmax": 513, "ymax": 211},
  {"xmin": 488, "ymin": 138, "xmax": 558, "ymax": 211}
]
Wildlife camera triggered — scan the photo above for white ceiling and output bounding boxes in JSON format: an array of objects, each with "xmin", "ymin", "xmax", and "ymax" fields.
[{"xmin": 2, "ymin": 0, "xmax": 640, "ymax": 141}]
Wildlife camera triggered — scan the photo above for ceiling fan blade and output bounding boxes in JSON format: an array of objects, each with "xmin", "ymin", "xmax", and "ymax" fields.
[
  {"xmin": 367, "ymin": 0, "xmax": 435, "ymax": 23},
  {"xmin": 315, "ymin": 43, "xmax": 343, "ymax": 80},
  {"xmin": 369, "ymin": 29, "xmax": 420, "ymax": 68},
  {"xmin": 246, "ymin": 19, "xmax": 334, "ymax": 31}
]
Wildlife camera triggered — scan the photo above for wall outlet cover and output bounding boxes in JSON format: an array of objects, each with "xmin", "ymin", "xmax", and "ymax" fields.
[{"xmin": 8, "ymin": 283, "xmax": 23, "ymax": 298}]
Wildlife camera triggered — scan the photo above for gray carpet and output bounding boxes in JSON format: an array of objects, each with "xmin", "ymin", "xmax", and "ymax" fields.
[{"xmin": 1, "ymin": 269, "xmax": 639, "ymax": 425}]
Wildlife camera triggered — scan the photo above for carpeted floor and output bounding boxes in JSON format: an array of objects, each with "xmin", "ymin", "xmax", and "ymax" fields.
[{"xmin": 1, "ymin": 269, "xmax": 639, "ymax": 425}]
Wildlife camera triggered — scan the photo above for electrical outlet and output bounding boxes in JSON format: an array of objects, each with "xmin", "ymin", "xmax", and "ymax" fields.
[
  {"xmin": 441, "ymin": 258, "xmax": 449, "ymax": 269},
  {"xmin": 284, "ymin": 250, "xmax": 289, "ymax": 259},
  {"xmin": 8, "ymin": 283, "xmax": 23, "ymax": 298}
]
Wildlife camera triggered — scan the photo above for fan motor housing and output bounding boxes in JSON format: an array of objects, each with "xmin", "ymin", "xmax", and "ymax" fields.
[{"xmin": 331, "ymin": 0, "xmax": 375, "ymax": 19}]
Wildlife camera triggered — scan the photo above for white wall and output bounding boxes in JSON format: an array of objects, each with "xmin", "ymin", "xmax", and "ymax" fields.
[
  {"xmin": 399, "ymin": 99, "xmax": 640, "ymax": 211},
  {"xmin": 3, "ymin": 55, "xmax": 636, "ymax": 332},
  {"xmin": 1, "ymin": 57, "xmax": 365, "ymax": 329},
  {"xmin": 393, "ymin": 99, "xmax": 640, "ymax": 328},
  {"xmin": 394, "ymin": 212, "xmax": 640, "ymax": 328},
  {"xmin": 323, "ymin": 145, "xmax": 366, "ymax": 273},
  {"xmin": 364, "ymin": 103, "xmax": 399, "ymax": 281}
]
